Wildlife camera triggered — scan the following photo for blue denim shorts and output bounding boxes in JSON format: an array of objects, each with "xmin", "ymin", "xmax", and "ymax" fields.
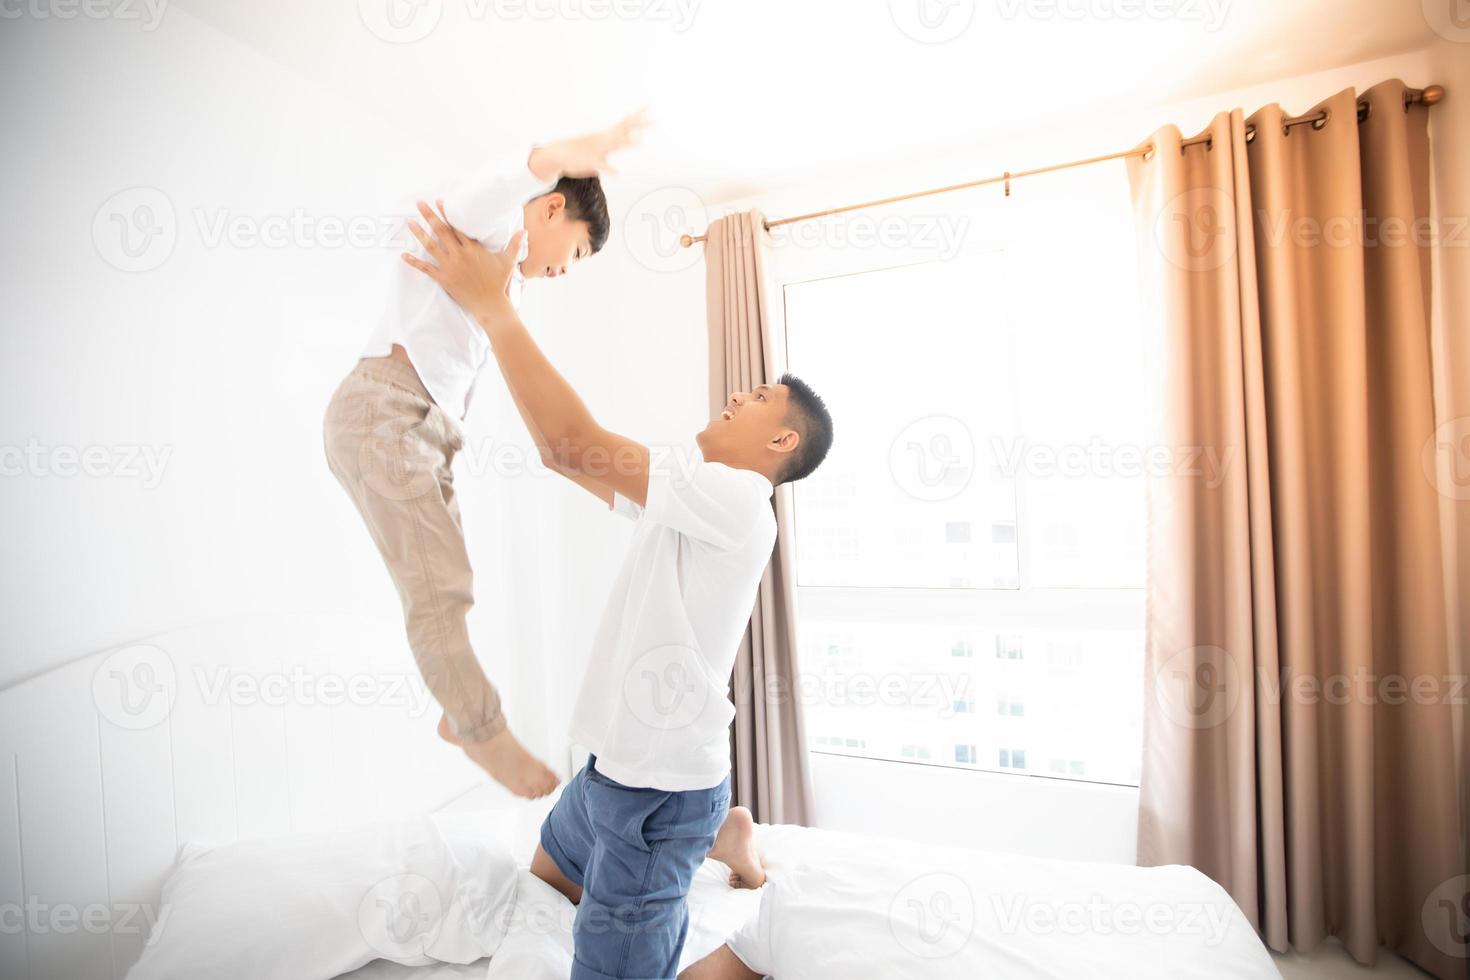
[{"xmin": 539, "ymin": 757, "xmax": 731, "ymax": 980}]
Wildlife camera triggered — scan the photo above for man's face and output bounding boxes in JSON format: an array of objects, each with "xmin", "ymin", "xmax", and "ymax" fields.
[
  {"xmin": 520, "ymin": 194, "xmax": 593, "ymax": 280},
  {"xmin": 696, "ymin": 383, "xmax": 795, "ymax": 471}
]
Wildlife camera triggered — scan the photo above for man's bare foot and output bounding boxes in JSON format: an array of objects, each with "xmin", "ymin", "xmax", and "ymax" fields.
[
  {"xmin": 708, "ymin": 805, "xmax": 765, "ymax": 889},
  {"xmin": 438, "ymin": 713, "xmax": 559, "ymax": 799}
]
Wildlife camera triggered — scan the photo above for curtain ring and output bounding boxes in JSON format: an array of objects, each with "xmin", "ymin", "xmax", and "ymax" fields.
[
  {"xmin": 1003, "ymin": 171, "xmax": 1011, "ymax": 197},
  {"xmin": 1311, "ymin": 107, "xmax": 1330, "ymax": 130}
]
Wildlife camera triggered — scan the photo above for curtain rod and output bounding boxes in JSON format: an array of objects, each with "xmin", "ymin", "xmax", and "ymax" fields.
[{"xmin": 679, "ymin": 84, "xmax": 1445, "ymax": 248}]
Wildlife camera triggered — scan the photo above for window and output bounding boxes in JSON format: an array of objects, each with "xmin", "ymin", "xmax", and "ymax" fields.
[
  {"xmin": 995, "ymin": 634, "xmax": 1023, "ymax": 660},
  {"xmin": 997, "ymin": 696, "xmax": 1024, "ymax": 717},
  {"xmin": 784, "ymin": 163, "xmax": 1146, "ymax": 788}
]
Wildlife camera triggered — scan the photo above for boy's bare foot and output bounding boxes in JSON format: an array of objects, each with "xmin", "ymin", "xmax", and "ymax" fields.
[
  {"xmin": 709, "ymin": 805, "xmax": 765, "ymax": 889},
  {"xmin": 438, "ymin": 713, "xmax": 559, "ymax": 799}
]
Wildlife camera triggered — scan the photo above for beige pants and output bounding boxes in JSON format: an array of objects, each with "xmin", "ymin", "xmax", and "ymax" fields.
[{"xmin": 323, "ymin": 356, "xmax": 505, "ymax": 742}]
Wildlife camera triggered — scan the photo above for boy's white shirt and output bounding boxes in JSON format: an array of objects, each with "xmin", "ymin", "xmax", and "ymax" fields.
[
  {"xmin": 362, "ymin": 151, "xmax": 543, "ymax": 420},
  {"xmin": 572, "ymin": 444, "xmax": 777, "ymax": 792}
]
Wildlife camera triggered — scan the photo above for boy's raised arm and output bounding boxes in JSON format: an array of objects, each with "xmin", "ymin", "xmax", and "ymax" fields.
[
  {"xmin": 441, "ymin": 111, "xmax": 646, "ymax": 239},
  {"xmin": 402, "ymin": 203, "xmax": 652, "ymax": 507}
]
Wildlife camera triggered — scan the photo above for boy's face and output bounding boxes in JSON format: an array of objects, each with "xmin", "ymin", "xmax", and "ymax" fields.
[{"xmin": 520, "ymin": 192, "xmax": 593, "ymax": 280}]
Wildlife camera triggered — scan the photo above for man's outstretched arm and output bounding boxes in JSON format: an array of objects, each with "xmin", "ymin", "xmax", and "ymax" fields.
[
  {"xmin": 402, "ymin": 202, "xmax": 651, "ymax": 506},
  {"xmin": 509, "ymin": 387, "xmax": 615, "ymax": 508}
]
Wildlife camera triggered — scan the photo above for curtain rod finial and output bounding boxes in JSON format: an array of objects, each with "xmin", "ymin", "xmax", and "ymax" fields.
[
  {"xmin": 1420, "ymin": 84, "xmax": 1445, "ymax": 106},
  {"xmin": 680, "ymin": 233, "xmax": 695, "ymax": 248}
]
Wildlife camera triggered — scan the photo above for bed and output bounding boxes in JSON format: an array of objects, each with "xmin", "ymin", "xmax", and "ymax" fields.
[
  {"xmin": 332, "ymin": 818, "xmax": 1280, "ymax": 980},
  {"xmin": 0, "ymin": 614, "xmax": 1279, "ymax": 980}
]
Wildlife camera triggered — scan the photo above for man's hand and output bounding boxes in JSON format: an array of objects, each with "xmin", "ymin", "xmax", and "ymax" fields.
[
  {"xmin": 401, "ymin": 200, "xmax": 521, "ymax": 322},
  {"xmin": 528, "ymin": 110, "xmax": 648, "ymax": 182},
  {"xmin": 403, "ymin": 200, "xmax": 652, "ymax": 507}
]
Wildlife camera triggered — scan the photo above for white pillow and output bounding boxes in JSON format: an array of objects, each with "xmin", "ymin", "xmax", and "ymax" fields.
[{"xmin": 127, "ymin": 814, "xmax": 518, "ymax": 980}]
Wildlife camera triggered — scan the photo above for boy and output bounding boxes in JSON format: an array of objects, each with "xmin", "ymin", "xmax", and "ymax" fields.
[
  {"xmin": 323, "ymin": 114, "xmax": 642, "ymax": 799},
  {"xmin": 401, "ymin": 204, "xmax": 835, "ymax": 980}
]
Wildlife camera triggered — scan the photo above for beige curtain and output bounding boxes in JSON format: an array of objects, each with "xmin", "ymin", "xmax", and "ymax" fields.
[
  {"xmin": 1130, "ymin": 80, "xmax": 1465, "ymax": 978},
  {"xmin": 704, "ymin": 210, "xmax": 815, "ymax": 825}
]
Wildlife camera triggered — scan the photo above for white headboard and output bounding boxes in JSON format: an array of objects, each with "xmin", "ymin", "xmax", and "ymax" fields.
[{"xmin": 0, "ymin": 612, "xmax": 514, "ymax": 980}]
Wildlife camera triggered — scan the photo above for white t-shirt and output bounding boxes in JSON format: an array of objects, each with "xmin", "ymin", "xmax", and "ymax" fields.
[
  {"xmin": 570, "ymin": 446, "xmax": 777, "ymax": 792},
  {"xmin": 362, "ymin": 152, "xmax": 541, "ymax": 420}
]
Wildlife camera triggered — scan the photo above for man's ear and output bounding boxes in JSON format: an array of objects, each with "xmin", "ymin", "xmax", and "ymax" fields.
[{"xmin": 770, "ymin": 428, "xmax": 800, "ymax": 455}]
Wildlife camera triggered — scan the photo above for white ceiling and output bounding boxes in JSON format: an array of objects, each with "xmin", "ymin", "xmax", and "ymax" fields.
[{"xmin": 171, "ymin": 0, "xmax": 1437, "ymax": 202}]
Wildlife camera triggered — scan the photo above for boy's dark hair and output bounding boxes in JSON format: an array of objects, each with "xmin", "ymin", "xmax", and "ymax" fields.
[
  {"xmin": 547, "ymin": 176, "xmax": 610, "ymax": 254},
  {"xmin": 776, "ymin": 372, "xmax": 834, "ymax": 485}
]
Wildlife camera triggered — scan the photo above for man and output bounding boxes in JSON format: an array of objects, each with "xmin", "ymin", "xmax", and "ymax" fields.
[{"xmin": 402, "ymin": 203, "xmax": 834, "ymax": 980}]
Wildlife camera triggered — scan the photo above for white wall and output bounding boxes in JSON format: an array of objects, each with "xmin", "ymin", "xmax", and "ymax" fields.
[{"xmin": 541, "ymin": 48, "xmax": 1450, "ymax": 864}]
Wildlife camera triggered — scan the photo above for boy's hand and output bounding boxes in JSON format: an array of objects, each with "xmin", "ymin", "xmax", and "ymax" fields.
[
  {"xmin": 528, "ymin": 110, "xmax": 647, "ymax": 181},
  {"xmin": 402, "ymin": 200, "xmax": 522, "ymax": 322}
]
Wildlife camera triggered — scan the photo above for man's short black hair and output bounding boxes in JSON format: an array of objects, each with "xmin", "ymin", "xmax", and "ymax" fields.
[
  {"xmin": 547, "ymin": 176, "xmax": 610, "ymax": 254},
  {"xmin": 776, "ymin": 372, "xmax": 833, "ymax": 485}
]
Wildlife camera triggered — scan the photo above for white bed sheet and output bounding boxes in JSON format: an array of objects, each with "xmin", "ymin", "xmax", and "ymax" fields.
[
  {"xmin": 335, "ymin": 819, "xmax": 1279, "ymax": 980},
  {"xmin": 732, "ymin": 824, "xmax": 1282, "ymax": 979},
  {"xmin": 332, "ymin": 809, "xmax": 762, "ymax": 980}
]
